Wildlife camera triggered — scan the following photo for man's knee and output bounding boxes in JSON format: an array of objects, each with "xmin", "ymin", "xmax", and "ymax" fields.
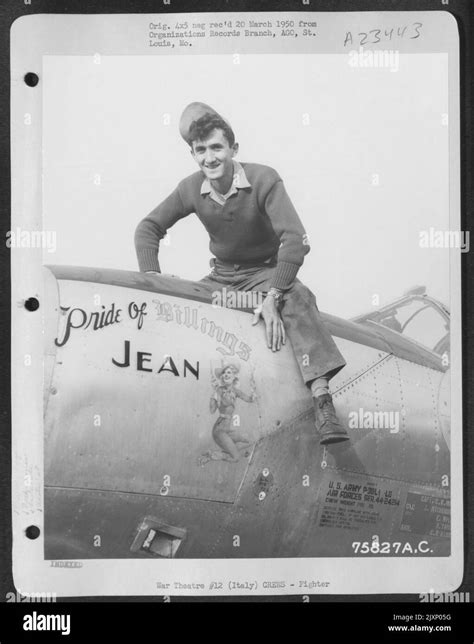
[{"xmin": 286, "ymin": 280, "xmax": 317, "ymax": 305}]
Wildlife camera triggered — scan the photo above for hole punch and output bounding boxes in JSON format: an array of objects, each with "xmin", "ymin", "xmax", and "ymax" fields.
[
  {"xmin": 24, "ymin": 297, "xmax": 39, "ymax": 311},
  {"xmin": 24, "ymin": 72, "xmax": 39, "ymax": 87},
  {"xmin": 25, "ymin": 525, "xmax": 40, "ymax": 540}
]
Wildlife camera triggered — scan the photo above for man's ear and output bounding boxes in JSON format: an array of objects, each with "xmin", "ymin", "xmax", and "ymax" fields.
[{"xmin": 232, "ymin": 142, "xmax": 239, "ymax": 156}]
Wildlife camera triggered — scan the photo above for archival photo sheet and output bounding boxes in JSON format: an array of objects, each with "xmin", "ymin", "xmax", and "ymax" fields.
[{"xmin": 10, "ymin": 10, "xmax": 462, "ymax": 597}]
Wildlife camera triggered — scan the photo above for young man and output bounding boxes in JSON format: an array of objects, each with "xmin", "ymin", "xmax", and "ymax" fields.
[{"xmin": 134, "ymin": 102, "xmax": 349, "ymax": 445}]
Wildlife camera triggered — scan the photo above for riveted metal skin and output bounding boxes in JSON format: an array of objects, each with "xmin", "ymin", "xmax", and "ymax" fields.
[{"xmin": 43, "ymin": 266, "xmax": 451, "ymax": 559}]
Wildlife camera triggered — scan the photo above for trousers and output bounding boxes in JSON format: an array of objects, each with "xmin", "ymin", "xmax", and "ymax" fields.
[{"xmin": 198, "ymin": 257, "xmax": 346, "ymax": 386}]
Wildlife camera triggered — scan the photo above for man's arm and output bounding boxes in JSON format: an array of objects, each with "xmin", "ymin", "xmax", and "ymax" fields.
[
  {"xmin": 263, "ymin": 177, "xmax": 310, "ymax": 291},
  {"xmin": 134, "ymin": 182, "xmax": 192, "ymax": 273},
  {"xmin": 252, "ymin": 173, "xmax": 310, "ymax": 351}
]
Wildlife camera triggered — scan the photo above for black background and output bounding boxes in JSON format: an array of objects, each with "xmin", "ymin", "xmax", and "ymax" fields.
[{"xmin": 0, "ymin": 0, "xmax": 472, "ymax": 640}]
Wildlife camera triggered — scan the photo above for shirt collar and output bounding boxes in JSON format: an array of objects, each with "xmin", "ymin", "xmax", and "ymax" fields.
[{"xmin": 200, "ymin": 160, "xmax": 251, "ymax": 201}]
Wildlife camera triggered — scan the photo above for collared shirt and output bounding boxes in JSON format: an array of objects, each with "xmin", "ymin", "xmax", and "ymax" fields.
[{"xmin": 200, "ymin": 160, "xmax": 251, "ymax": 206}]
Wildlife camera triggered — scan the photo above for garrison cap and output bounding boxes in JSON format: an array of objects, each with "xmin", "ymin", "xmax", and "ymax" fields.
[{"xmin": 179, "ymin": 102, "xmax": 231, "ymax": 145}]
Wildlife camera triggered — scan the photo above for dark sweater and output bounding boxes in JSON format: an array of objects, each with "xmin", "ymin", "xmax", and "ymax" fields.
[{"xmin": 134, "ymin": 163, "xmax": 310, "ymax": 290}]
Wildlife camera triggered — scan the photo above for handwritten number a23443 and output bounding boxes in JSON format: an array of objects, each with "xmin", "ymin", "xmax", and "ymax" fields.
[{"xmin": 355, "ymin": 22, "xmax": 422, "ymax": 47}]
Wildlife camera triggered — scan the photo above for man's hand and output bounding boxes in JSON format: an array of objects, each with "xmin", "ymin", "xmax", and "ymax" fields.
[{"xmin": 252, "ymin": 295, "xmax": 286, "ymax": 352}]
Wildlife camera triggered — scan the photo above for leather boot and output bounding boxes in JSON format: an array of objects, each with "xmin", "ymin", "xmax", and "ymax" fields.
[{"xmin": 314, "ymin": 393, "xmax": 350, "ymax": 445}]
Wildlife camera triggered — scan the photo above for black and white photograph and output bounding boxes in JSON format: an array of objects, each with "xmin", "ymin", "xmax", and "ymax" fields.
[{"xmin": 9, "ymin": 9, "xmax": 464, "ymax": 600}]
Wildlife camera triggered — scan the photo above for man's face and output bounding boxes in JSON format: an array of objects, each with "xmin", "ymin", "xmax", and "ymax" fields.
[{"xmin": 191, "ymin": 128, "xmax": 238, "ymax": 182}]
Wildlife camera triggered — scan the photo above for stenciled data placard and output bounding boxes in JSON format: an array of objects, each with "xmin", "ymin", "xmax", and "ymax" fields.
[{"xmin": 10, "ymin": 10, "xmax": 462, "ymax": 597}]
